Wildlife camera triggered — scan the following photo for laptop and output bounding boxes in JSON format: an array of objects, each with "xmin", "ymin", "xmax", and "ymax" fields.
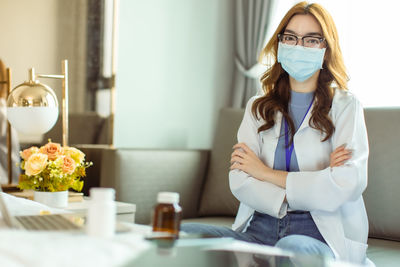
[{"xmin": 0, "ymin": 188, "xmax": 82, "ymax": 231}]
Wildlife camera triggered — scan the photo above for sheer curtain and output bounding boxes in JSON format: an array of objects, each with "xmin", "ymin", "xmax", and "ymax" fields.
[
  {"xmin": 231, "ymin": 0, "xmax": 274, "ymax": 108},
  {"xmin": 313, "ymin": 0, "xmax": 400, "ymax": 107}
]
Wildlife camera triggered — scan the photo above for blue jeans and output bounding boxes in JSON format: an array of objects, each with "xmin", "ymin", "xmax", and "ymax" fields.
[{"xmin": 181, "ymin": 211, "xmax": 334, "ymax": 258}]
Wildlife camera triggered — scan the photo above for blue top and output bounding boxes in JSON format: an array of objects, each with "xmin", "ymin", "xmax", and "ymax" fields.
[{"xmin": 273, "ymin": 90, "xmax": 314, "ymax": 172}]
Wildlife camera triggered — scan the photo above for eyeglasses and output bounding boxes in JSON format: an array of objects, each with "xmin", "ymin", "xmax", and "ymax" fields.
[{"xmin": 278, "ymin": 33, "xmax": 325, "ymax": 48}]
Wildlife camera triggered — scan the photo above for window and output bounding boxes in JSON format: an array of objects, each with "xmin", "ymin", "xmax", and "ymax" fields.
[{"xmin": 266, "ymin": 0, "xmax": 400, "ymax": 107}]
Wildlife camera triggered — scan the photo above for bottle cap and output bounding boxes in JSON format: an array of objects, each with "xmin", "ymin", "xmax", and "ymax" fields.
[
  {"xmin": 90, "ymin": 187, "xmax": 115, "ymax": 201},
  {"xmin": 157, "ymin": 192, "xmax": 179, "ymax": 204}
]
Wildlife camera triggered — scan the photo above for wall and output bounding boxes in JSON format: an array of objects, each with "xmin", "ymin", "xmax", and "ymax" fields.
[
  {"xmin": 114, "ymin": 0, "xmax": 235, "ymax": 149},
  {"xmin": 0, "ymin": 0, "xmax": 58, "ymax": 90},
  {"xmin": 0, "ymin": 0, "xmax": 59, "ymax": 143},
  {"xmin": 0, "ymin": 0, "xmax": 88, "ymax": 143}
]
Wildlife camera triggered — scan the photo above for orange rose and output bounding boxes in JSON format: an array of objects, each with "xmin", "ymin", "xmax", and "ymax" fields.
[
  {"xmin": 62, "ymin": 155, "xmax": 76, "ymax": 175},
  {"xmin": 20, "ymin": 146, "xmax": 39, "ymax": 161},
  {"xmin": 63, "ymin": 146, "xmax": 85, "ymax": 164},
  {"xmin": 25, "ymin": 153, "xmax": 48, "ymax": 176},
  {"xmin": 40, "ymin": 141, "xmax": 62, "ymax": 161}
]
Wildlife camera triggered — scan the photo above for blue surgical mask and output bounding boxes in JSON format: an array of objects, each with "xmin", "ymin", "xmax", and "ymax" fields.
[{"xmin": 277, "ymin": 43, "xmax": 326, "ymax": 82}]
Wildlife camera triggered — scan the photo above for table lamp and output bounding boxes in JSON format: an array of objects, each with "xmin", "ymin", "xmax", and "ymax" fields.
[
  {"xmin": 7, "ymin": 60, "xmax": 69, "ymax": 146},
  {"xmin": 1, "ymin": 60, "xmax": 69, "ymax": 190}
]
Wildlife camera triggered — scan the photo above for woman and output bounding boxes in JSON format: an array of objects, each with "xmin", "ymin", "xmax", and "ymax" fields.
[{"xmin": 182, "ymin": 2, "xmax": 372, "ymax": 265}]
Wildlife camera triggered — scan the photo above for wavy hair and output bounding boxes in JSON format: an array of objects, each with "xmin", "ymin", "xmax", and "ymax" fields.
[{"xmin": 252, "ymin": 1, "xmax": 348, "ymax": 144}]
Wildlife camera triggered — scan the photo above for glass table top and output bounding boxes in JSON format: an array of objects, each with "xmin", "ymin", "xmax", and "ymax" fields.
[{"xmin": 122, "ymin": 237, "xmax": 356, "ymax": 267}]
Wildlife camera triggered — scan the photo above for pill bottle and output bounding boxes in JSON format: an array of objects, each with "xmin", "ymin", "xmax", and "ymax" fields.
[
  {"xmin": 86, "ymin": 187, "xmax": 116, "ymax": 238},
  {"xmin": 152, "ymin": 192, "xmax": 182, "ymax": 239}
]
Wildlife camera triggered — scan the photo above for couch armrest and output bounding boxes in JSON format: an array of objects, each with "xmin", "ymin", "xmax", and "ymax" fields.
[{"xmin": 100, "ymin": 148, "xmax": 209, "ymax": 224}]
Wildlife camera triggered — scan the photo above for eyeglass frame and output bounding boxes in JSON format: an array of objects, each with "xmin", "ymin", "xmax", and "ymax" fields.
[{"xmin": 277, "ymin": 33, "xmax": 326, "ymax": 48}]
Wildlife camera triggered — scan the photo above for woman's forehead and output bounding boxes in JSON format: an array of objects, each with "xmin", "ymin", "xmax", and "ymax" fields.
[{"xmin": 285, "ymin": 14, "xmax": 323, "ymax": 36}]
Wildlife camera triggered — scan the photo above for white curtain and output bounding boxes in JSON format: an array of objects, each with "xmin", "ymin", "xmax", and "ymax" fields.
[{"xmin": 231, "ymin": 0, "xmax": 274, "ymax": 108}]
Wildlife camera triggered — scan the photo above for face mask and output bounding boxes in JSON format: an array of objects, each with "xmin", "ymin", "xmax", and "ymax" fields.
[{"xmin": 277, "ymin": 42, "xmax": 326, "ymax": 82}]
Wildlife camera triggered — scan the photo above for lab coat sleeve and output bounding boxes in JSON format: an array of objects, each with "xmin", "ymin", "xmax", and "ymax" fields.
[
  {"xmin": 229, "ymin": 97, "xmax": 287, "ymax": 218},
  {"xmin": 286, "ymin": 96, "xmax": 369, "ymax": 212}
]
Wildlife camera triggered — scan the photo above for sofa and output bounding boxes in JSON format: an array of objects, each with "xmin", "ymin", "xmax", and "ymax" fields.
[{"xmin": 88, "ymin": 107, "xmax": 399, "ymax": 266}]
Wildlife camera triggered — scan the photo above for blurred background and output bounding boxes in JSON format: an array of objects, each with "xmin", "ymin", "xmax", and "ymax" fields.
[{"xmin": 0, "ymin": 0, "xmax": 398, "ymax": 149}]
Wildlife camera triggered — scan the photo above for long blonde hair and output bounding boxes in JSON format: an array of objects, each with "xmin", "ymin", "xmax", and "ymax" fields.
[{"xmin": 253, "ymin": 1, "xmax": 348, "ymax": 143}]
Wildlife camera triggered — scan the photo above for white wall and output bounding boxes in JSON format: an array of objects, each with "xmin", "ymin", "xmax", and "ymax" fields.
[
  {"xmin": 0, "ymin": 0, "xmax": 59, "ymax": 94},
  {"xmin": 0, "ymin": 0, "xmax": 59, "ymax": 143},
  {"xmin": 0, "ymin": 0, "xmax": 88, "ymax": 143},
  {"xmin": 114, "ymin": 0, "xmax": 235, "ymax": 149}
]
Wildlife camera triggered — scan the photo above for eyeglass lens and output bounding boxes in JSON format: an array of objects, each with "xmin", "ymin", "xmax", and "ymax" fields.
[{"xmin": 279, "ymin": 34, "xmax": 323, "ymax": 48}]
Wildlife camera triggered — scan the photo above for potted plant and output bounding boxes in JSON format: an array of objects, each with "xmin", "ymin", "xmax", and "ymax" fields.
[{"xmin": 18, "ymin": 140, "xmax": 92, "ymax": 208}]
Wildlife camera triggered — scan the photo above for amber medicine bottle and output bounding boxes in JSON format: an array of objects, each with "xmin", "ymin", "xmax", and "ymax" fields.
[{"xmin": 152, "ymin": 192, "xmax": 182, "ymax": 239}]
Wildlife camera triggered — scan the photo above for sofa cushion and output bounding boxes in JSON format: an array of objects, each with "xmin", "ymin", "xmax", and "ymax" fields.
[
  {"xmin": 198, "ymin": 108, "xmax": 243, "ymax": 216},
  {"xmin": 363, "ymin": 108, "xmax": 400, "ymax": 241},
  {"xmin": 367, "ymin": 238, "xmax": 400, "ymax": 266},
  {"xmin": 101, "ymin": 149, "xmax": 208, "ymax": 224}
]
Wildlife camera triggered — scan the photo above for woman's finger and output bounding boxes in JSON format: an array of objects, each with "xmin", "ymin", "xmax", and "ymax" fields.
[
  {"xmin": 331, "ymin": 155, "xmax": 351, "ymax": 167},
  {"xmin": 331, "ymin": 148, "xmax": 351, "ymax": 160},
  {"xmin": 332, "ymin": 145, "xmax": 344, "ymax": 154},
  {"xmin": 336, "ymin": 159, "xmax": 350, "ymax": 166},
  {"xmin": 333, "ymin": 154, "xmax": 351, "ymax": 164},
  {"xmin": 332, "ymin": 149, "xmax": 352, "ymax": 160},
  {"xmin": 231, "ymin": 150, "xmax": 246, "ymax": 159},
  {"xmin": 230, "ymin": 155, "xmax": 245, "ymax": 164},
  {"xmin": 233, "ymin": 143, "xmax": 252, "ymax": 154},
  {"xmin": 332, "ymin": 158, "xmax": 349, "ymax": 167},
  {"xmin": 336, "ymin": 154, "xmax": 351, "ymax": 163},
  {"xmin": 230, "ymin": 162, "xmax": 244, "ymax": 171}
]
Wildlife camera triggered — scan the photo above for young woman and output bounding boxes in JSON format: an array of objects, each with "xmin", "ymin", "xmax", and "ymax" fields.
[{"xmin": 182, "ymin": 2, "xmax": 372, "ymax": 265}]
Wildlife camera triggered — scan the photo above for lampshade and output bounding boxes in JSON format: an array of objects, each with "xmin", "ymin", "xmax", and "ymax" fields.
[{"xmin": 6, "ymin": 70, "xmax": 59, "ymax": 135}]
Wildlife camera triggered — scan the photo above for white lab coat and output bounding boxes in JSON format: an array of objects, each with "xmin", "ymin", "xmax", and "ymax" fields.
[{"xmin": 229, "ymin": 89, "xmax": 374, "ymax": 265}]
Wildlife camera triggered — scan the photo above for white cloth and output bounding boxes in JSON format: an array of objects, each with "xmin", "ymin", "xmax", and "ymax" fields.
[
  {"xmin": 0, "ymin": 98, "xmax": 20, "ymax": 184},
  {"xmin": 229, "ymin": 89, "xmax": 374, "ymax": 266},
  {"xmin": 0, "ymin": 193, "xmax": 151, "ymax": 267},
  {"xmin": 0, "ymin": 229, "xmax": 150, "ymax": 267}
]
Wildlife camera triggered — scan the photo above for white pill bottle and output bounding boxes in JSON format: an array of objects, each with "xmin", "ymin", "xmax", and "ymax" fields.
[{"xmin": 86, "ymin": 187, "xmax": 116, "ymax": 238}]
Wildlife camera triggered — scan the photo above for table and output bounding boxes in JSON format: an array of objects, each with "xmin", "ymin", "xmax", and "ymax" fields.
[
  {"xmin": 7, "ymin": 191, "xmax": 136, "ymax": 223},
  {"xmin": 121, "ymin": 237, "xmax": 358, "ymax": 267},
  {"xmin": 66, "ymin": 197, "xmax": 136, "ymax": 223},
  {"xmin": 0, "ymin": 193, "xmax": 359, "ymax": 267}
]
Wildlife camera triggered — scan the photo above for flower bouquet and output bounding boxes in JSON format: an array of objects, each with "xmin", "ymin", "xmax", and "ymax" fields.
[{"xmin": 18, "ymin": 140, "xmax": 92, "ymax": 193}]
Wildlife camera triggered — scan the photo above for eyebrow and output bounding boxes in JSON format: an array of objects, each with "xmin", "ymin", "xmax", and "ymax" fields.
[{"xmin": 284, "ymin": 29, "xmax": 323, "ymax": 37}]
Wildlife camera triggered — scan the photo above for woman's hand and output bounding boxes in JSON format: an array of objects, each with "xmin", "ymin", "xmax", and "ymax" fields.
[
  {"xmin": 230, "ymin": 143, "xmax": 288, "ymax": 188},
  {"xmin": 330, "ymin": 145, "xmax": 352, "ymax": 168},
  {"xmin": 230, "ymin": 143, "xmax": 270, "ymax": 181}
]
